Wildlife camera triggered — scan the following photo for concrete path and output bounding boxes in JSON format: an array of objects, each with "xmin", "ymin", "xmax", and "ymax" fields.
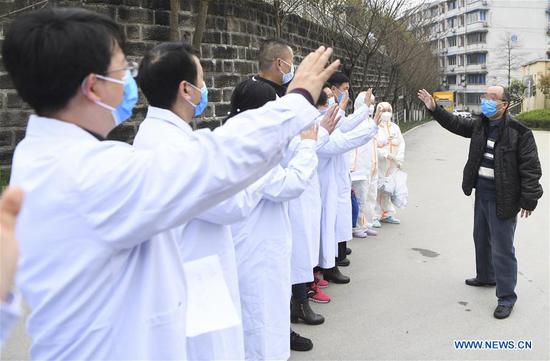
[
  {"xmin": 2, "ymin": 121, "xmax": 549, "ymax": 360},
  {"xmin": 291, "ymin": 121, "xmax": 549, "ymax": 360}
]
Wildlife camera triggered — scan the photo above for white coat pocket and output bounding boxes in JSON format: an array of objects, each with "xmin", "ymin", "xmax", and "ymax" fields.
[{"xmin": 183, "ymin": 255, "xmax": 241, "ymax": 337}]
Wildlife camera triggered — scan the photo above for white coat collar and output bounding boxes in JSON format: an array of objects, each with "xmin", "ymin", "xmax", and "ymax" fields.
[
  {"xmin": 25, "ymin": 114, "xmax": 100, "ymax": 141},
  {"xmin": 145, "ymin": 106, "xmax": 194, "ymax": 136}
]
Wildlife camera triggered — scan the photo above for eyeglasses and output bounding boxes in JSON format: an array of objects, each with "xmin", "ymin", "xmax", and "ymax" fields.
[{"xmin": 107, "ymin": 61, "xmax": 139, "ymax": 78}]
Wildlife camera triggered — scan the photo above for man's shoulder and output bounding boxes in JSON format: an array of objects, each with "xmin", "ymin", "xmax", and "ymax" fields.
[{"xmin": 506, "ymin": 114, "xmax": 531, "ymax": 135}]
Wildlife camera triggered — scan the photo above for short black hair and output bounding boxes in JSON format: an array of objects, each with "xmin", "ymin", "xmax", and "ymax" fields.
[
  {"xmin": 227, "ymin": 77, "xmax": 277, "ymax": 119},
  {"xmin": 138, "ymin": 42, "xmax": 198, "ymax": 109},
  {"xmin": 316, "ymin": 88, "xmax": 328, "ymax": 107},
  {"xmin": 258, "ymin": 38, "xmax": 291, "ymax": 71},
  {"xmin": 327, "ymin": 72, "xmax": 350, "ymax": 87},
  {"xmin": 1, "ymin": 8, "xmax": 124, "ymax": 115}
]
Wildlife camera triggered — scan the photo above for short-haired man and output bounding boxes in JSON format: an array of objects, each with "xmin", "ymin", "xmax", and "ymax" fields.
[{"xmin": 418, "ymin": 86, "xmax": 543, "ymax": 319}]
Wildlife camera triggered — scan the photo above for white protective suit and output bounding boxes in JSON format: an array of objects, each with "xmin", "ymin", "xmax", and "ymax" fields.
[
  {"xmin": 375, "ymin": 115, "xmax": 405, "ymax": 220},
  {"xmin": 231, "ymin": 139, "xmax": 318, "ymax": 361},
  {"xmin": 349, "ymin": 94, "xmax": 379, "ymax": 230}
]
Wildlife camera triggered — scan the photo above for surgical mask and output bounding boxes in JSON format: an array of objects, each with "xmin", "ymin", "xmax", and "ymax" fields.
[
  {"xmin": 319, "ymin": 107, "xmax": 329, "ymax": 115},
  {"xmin": 186, "ymin": 82, "xmax": 209, "ymax": 117},
  {"xmin": 337, "ymin": 89, "xmax": 348, "ymax": 103},
  {"xmin": 94, "ymin": 70, "xmax": 138, "ymax": 125},
  {"xmin": 327, "ymin": 97, "xmax": 336, "ymax": 107},
  {"xmin": 480, "ymin": 98, "xmax": 497, "ymax": 118},
  {"xmin": 380, "ymin": 112, "xmax": 392, "ymax": 123},
  {"xmin": 279, "ymin": 59, "xmax": 294, "ymax": 85}
]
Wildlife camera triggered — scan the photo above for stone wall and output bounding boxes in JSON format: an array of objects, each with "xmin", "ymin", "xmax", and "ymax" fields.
[{"xmin": 0, "ymin": 0, "xmax": 390, "ymax": 178}]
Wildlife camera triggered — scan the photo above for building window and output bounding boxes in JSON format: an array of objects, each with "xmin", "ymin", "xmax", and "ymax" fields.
[
  {"xmin": 466, "ymin": 52, "xmax": 487, "ymax": 65},
  {"xmin": 448, "ymin": 0, "xmax": 457, "ymax": 10},
  {"xmin": 459, "ymin": 35, "xmax": 465, "ymax": 47},
  {"xmin": 459, "ymin": 15, "xmax": 464, "ymax": 27},
  {"xmin": 448, "ymin": 36, "xmax": 457, "ymax": 47},
  {"xmin": 440, "ymin": 57, "xmax": 446, "ymax": 67},
  {"xmin": 448, "ymin": 17, "xmax": 456, "ymax": 28},
  {"xmin": 447, "ymin": 75, "xmax": 457, "ymax": 84},
  {"xmin": 466, "ymin": 32, "xmax": 487, "ymax": 45},
  {"xmin": 466, "ymin": 73, "xmax": 486, "ymax": 84},
  {"xmin": 440, "ymin": 39, "xmax": 446, "ymax": 49},
  {"xmin": 458, "ymin": 54, "xmax": 464, "ymax": 66},
  {"xmin": 459, "ymin": 0, "xmax": 464, "ymax": 7},
  {"xmin": 467, "ymin": 10, "xmax": 488, "ymax": 24},
  {"xmin": 448, "ymin": 55, "xmax": 457, "ymax": 65}
]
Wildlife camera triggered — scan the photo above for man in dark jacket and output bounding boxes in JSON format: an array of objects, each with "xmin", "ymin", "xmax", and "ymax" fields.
[{"xmin": 418, "ymin": 86, "xmax": 543, "ymax": 319}]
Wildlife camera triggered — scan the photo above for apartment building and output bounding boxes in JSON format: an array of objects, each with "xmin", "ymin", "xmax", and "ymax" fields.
[{"xmin": 420, "ymin": 0, "xmax": 549, "ymax": 113}]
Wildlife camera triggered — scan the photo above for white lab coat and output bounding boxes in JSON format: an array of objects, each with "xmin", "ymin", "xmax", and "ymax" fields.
[
  {"xmin": 285, "ymin": 127, "xmax": 330, "ymax": 285},
  {"xmin": 232, "ymin": 140, "xmax": 318, "ymax": 361},
  {"xmin": 376, "ymin": 120, "xmax": 405, "ymax": 219},
  {"xmin": 133, "ymin": 106, "xmax": 266, "ymax": 360},
  {"xmin": 8, "ymin": 94, "xmax": 316, "ymax": 360},
  {"xmin": 317, "ymin": 112, "xmax": 378, "ymax": 268}
]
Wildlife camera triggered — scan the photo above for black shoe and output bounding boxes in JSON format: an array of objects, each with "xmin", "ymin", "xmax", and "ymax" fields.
[
  {"xmin": 346, "ymin": 247, "xmax": 352, "ymax": 255},
  {"xmin": 323, "ymin": 266, "xmax": 350, "ymax": 284},
  {"xmin": 291, "ymin": 298, "xmax": 325, "ymax": 325},
  {"xmin": 465, "ymin": 278, "xmax": 496, "ymax": 287},
  {"xmin": 494, "ymin": 304, "xmax": 513, "ymax": 319},
  {"xmin": 290, "ymin": 330, "xmax": 313, "ymax": 351},
  {"xmin": 336, "ymin": 257, "xmax": 350, "ymax": 267}
]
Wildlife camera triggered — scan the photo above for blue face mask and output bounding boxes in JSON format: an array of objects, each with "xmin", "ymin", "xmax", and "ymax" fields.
[
  {"xmin": 337, "ymin": 88, "xmax": 348, "ymax": 103},
  {"xmin": 93, "ymin": 70, "xmax": 138, "ymax": 125},
  {"xmin": 186, "ymin": 82, "xmax": 209, "ymax": 117},
  {"xmin": 480, "ymin": 98, "xmax": 497, "ymax": 118},
  {"xmin": 114, "ymin": 72, "xmax": 138, "ymax": 125},
  {"xmin": 279, "ymin": 59, "xmax": 295, "ymax": 85}
]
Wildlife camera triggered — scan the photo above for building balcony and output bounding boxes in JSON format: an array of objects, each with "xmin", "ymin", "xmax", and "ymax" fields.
[
  {"xmin": 466, "ymin": 20, "xmax": 490, "ymax": 32},
  {"xmin": 464, "ymin": 0, "xmax": 489, "ymax": 11},
  {"xmin": 464, "ymin": 63, "xmax": 488, "ymax": 73},
  {"xmin": 463, "ymin": 43, "xmax": 488, "ymax": 52}
]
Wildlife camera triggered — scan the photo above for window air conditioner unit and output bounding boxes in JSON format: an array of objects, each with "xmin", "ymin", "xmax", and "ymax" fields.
[
  {"xmin": 451, "ymin": 28, "xmax": 456, "ymax": 33},
  {"xmin": 481, "ymin": 65, "xmax": 487, "ymax": 69},
  {"xmin": 482, "ymin": 0, "xmax": 488, "ymax": 5},
  {"xmin": 482, "ymin": 22, "xmax": 489, "ymax": 27},
  {"xmin": 450, "ymin": 68, "xmax": 455, "ymax": 72}
]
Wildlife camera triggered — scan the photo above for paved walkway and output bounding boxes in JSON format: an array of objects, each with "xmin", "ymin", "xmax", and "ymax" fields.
[
  {"xmin": 2, "ymin": 122, "xmax": 549, "ymax": 360},
  {"xmin": 291, "ymin": 122, "xmax": 549, "ymax": 360}
]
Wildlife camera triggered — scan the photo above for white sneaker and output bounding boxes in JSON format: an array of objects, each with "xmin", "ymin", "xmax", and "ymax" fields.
[{"xmin": 352, "ymin": 230, "xmax": 368, "ymax": 238}]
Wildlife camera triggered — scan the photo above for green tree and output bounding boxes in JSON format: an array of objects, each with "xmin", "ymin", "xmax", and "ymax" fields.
[{"xmin": 508, "ymin": 79, "xmax": 526, "ymax": 103}]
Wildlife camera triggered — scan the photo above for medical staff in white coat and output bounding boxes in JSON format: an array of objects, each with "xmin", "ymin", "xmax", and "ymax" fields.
[
  {"xmin": 2, "ymin": 9, "xmax": 339, "ymax": 359},
  {"xmin": 289, "ymin": 95, "xmax": 340, "ymax": 323},
  {"xmin": 133, "ymin": 42, "xmax": 268, "ymax": 360},
  {"xmin": 317, "ymin": 74, "xmax": 379, "ymax": 284},
  {"xmin": 0, "ymin": 188, "xmax": 23, "ymax": 347},
  {"xmin": 350, "ymin": 91, "xmax": 380, "ymax": 236},
  {"xmin": 375, "ymin": 102, "xmax": 406, "ymax": 225},
  {"xmin": 228, "ymin": 62, "xmax": 321, "ymax": 359}
]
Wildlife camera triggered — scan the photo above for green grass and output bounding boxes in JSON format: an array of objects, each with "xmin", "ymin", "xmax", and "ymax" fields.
[{"xmin": 516, "ymin": 109, "xmax": 550, "ymax": 130}]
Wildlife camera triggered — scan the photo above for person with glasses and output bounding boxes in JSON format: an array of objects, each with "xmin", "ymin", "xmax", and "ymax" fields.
[
  {"xmin": 418, "ymin": 86, "xmax": 543, "ymax": 319},
  {"xmin": 2, "ymin": 7, "xmax": 339, "ymax": 359}
]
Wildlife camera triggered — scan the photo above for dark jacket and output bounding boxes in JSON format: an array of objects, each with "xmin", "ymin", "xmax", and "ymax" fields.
[{"xmin": 429, "ymin": 105, "xmax": 543, "ymax": 219}]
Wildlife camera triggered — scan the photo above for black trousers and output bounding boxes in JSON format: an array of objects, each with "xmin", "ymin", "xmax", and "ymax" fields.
[{"xmin": 473, "ymin": 195, "xmax": 518, "ymax": 307}]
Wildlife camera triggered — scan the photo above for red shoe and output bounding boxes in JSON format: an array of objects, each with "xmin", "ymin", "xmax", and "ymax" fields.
[
  {"xmin": 314, "ymin": 271, "xmax": 329, "ymax": 289},
  {"xmin": 308, "ymin": 282, "xmax": 331, "ymax": 303}
]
